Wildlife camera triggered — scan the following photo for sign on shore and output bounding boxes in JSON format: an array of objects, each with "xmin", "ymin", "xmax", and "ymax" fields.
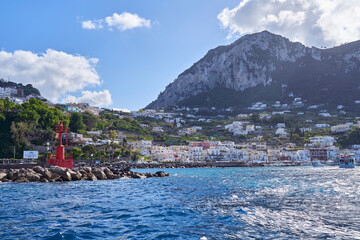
[{"xmin": 23, "ymin": 151, "xmax": 39, "ymax": 159}]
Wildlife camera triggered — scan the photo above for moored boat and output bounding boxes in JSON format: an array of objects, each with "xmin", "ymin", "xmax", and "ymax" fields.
[
  {"xmin": 339, "ymin": 155, "xmax": 355, "ymax": 168},
  {"xmin": 312, "ymin": 160, "xmax": 325, "ymax": 167}
]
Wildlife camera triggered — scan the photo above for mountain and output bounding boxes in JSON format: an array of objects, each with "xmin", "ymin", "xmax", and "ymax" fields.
[{"xmin": 147, "ymin": 31, "xmax": 360, "ymax": 110}]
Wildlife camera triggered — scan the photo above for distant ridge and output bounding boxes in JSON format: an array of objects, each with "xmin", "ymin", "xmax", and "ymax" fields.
[{"xmin": 0, "ymin": 78, "xmax": 41, "ymax": 96}]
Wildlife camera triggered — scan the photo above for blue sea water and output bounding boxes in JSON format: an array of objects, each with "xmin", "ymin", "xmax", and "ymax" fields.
[{"xmin": 1, "ymin": 166, "xmax": 360, "ymax": 239}]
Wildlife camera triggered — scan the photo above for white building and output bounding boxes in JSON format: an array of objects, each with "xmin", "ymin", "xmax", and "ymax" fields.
[
  {"xmin": 248, "ymin": 151, "xmax": 268, "ymax": 163},
  {"xmin": 225, "ymin": 121, "xmax": 249, "ymax": 136},
  {"xmin": 246, "ymin": 125, "xmax": 255, "ymax": 133},
  {"xmin": 152, "ymin": 126, "xmax": 164, "ymax": 133},
  {"xmin": 88, "ymin": 130, "xmax": 102, "ymax": 136},
  {"xmin": 319, "ymin": 113, "xmax": 331, "ymax": 117},
  {"xmin": 306, "ymin": 136, "xmax": 336, "ymax": 148},
  {"xmin": 315, "ymin": 123, "xmax": 330, "ymax": 128},
  {"xmin": 275, "ymin": 128, "xmax": 287, "ymax": 136},
  {"xmin": 300, "ymin": 127, "xmax": 312, "ymax": 133},
  {"xmin": 331, "ymin": 124, "xmax": 350, "ymax": 133}
]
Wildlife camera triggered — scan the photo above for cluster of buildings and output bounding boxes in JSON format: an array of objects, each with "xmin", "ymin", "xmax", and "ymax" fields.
[
  {"xmin": 54, "ymin": 103, "xmax": 101, "ymax": 116},
  {"xmin": 224, "ymin": 118, "xmax": 360, "ymax": 138},
  {"xmin": 225, "ymin": 121, "xmax": 257, "ymax": 136},
  {"xmin": 0, "ymin": 85, "xmax": 42, "ymax": 105},
  {"xmin": 128, "ymin": 136, "xmax": 360, "ymax": 165}
]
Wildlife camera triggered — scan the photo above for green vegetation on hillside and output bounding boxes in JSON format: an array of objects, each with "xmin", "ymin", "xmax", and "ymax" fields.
[{"xmin": 0, "ymin": 98, "xmax": 68, "ymax": 158}]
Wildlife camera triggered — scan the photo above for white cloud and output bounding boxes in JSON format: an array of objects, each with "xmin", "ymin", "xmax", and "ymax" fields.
[
  {"xmin": 0, "ymin": 49, "xmax": 103, "ymax": 102},
  {"xmin": 63, "ymin": 90, "xmax": 112, "ymax": 107},
  {"xmin": 218, "ymin": 0, "xmax": 360, "ymax": 47},
  {"xmin": 82, "ymin": 12, "xmax": 151, "ymax": 31},
  {"xmin": 82, "ymin": 20, "xmax": 103, "ymax": 29},
  {"xmin": 105, "ymin": 12, "xmax": 151, "ymax": 31}
]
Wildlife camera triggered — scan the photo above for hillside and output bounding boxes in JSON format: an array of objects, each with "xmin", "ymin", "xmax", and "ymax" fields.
[
  {"xmin": 0, "ymin": 79, "xmax": 41, "ymax": 96},
  {"xmin": 147, "ymin": 31, "xmax": 360, "ymax": 110}
]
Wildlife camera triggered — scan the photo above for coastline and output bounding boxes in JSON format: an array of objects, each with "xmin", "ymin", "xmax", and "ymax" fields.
[
  {"xmin": 88, "ymin": 161, "xmax": 301, "ymax": 169},
  {"xmin": 0, "ymin": 161, "xmax": 302, "ymax": 172}
]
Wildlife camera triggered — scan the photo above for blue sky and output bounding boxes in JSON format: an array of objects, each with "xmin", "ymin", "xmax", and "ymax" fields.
[
  {"xmin": 1, "ymin": 0, "xmax": 359, "ymax": 110},
  {"xmin": 0, "ymin": 0, "xmax": 239, "ymax": 110}
]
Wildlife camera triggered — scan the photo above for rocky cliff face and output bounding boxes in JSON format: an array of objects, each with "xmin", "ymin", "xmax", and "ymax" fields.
[{"xmin": 147, "ymin": 31, "xmax": 360, "ymax": 109}]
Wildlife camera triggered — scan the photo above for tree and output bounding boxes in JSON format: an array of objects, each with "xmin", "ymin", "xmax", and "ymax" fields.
[
  {"xmin": 72, "ymin": 147, "xmax": 82, "ymax": 159},
  {"xmin": 338, "ymin": 128, "xmax": 360, "ymax": 148},
  {"xmin": 131, "ymin": 150, "xmax": 140, "ymax": 161},
  {"xmin": 83, "ymin": 111, "xmax": 98, "ymax": 130},
  {"xmin": 251, "ymin": 113, "xmax": 260, "ymax": 123},
  {"xmin": 114, "ymin": 149, "xmax": 122, "ymax": 159},
  {"xmin": 69, "ymin": 112, "xmax": 85, "ymax": 133},
  {"xmin": 96, "ymin": 149, "xmax": 107, "ymax": 161},
  {"xmin": 11, "ymin": 122, "xmax": 32, "ymax": 146},
  {"xmin": 81, "ymin": 145, "xmax": 96, "ymax": 159},
  {"xmin": 0, "ymin": 100, "xmax": 5, "ymax": 121},
  {"xmin": 110, "ymin": 130, "xmax": 117, "ymax": 141},
  {"xmin": 18, "ymin": 98, "xmax": 68, "ymax": 129},
  {"xmin": 270, "ymin": 114, "xmax": 285, "ymax": 124}
]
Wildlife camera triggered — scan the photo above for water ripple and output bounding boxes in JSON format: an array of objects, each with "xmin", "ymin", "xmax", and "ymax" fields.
[{"xmin": 1, "ymin": 167, "xmax": 360, "ymax": 239}]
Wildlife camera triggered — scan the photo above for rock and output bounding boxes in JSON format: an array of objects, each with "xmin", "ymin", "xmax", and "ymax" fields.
[
  {"xmin": 33, "ymin": 166, "xmax": 45, "ymax": 174},
  {"xmin": 61, "ymin": 171, "xmax": 72, "ymax": 181},
  {"xmin": 112, "ymin": 174, "xmax": 121, "ymax": 179},
  {"xmin": 68, "ymin": 170, "xmax": 82, "ymax": 181},
  {"xmin": 0, "ymin": 172, "xmax": 7, "ymax": 181},
  {"xmin": 49, "ymin": 173, "xmax": 61, "ymax": 182},
  {"xmin": 79, "ymin": 169, "xmax": 87, "ymax": 176},
  {"xmin": 15, "ymin": 177, "xmax": 29, "ymax": 183},
  {"xmin": 49, "ymin": 166, "xmax": 72, "ymax": 181},
  {"xmin": 40, "ymin": 178, "xmax": 49, "ymax": 183},
  {"xmin": 26, "ymin": 172, "xmax": 41, "ymax": 182},
  {"xmin": 121, "ymin": 166, "xmax": 131, "ymax": 173},
  {"xmin": 131, "ymin": 173, "xmax": 141, "ymax": 179},
  {"xmin": 145, "ymin": 173, "xmax": 154, "ymax": 178},
  {"xmin": 83, "ymin": 167, "xmax": 92, "ymax": 173},
  {"xmin": 42, "ymin": 170, "xmax": 53, "ymax": 180},
  {"xmin": 92, "ymin": 168, "xmax": 107, "ymax": 180},
  {"xmin": 49, "ymin": 166, "xmax": 65, "ymax": 175},
  {"xmin": 103, "ymin": 168, "xmax": 115, "ymax": 179},
  {"xmin": 14, "ymin": 172, "xmax": 26, "ymax": 181},
  {"xmin": 27, "ymin": 169, "xmax": 36, "ymax": 174},
  {"xmin": 55, "ymin": 177, "xmax": 63, "ymax": 182},
  {"xmin": 155, "ymin": 171, "xmax": 167, "ymax": 177},
  {"xmin": 7, "ymin": 170, "xmax": 19, "ymax": 181},
  {"xmin": 86, "ymin": 173, "xmax": 98, "ymax": 181}
]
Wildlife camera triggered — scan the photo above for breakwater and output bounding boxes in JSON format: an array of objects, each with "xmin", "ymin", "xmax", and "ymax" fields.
[{"xmin": 0, "ymin": 165, "xmax": 169, "ymax": 183}]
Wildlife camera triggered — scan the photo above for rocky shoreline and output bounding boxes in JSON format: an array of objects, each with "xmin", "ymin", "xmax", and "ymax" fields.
[{"xmin": 0, "ymin": 166, "xmax": 169, "ymax": 183}]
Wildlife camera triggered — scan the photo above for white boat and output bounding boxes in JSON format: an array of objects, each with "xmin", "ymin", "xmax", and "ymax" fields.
[
  {"xmin": 312, "ymin": 160, "xmax": 325, "ymax": 167},
  {"xmin": 339, "ymin": 155, "xmax": 355, "ymax": 168}
]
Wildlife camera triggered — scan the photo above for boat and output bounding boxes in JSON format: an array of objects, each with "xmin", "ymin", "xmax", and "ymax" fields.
[
  {"xmin": 312, "ymin": 160, "xmax": 325, "ymax": 167},
  {"xmin": 339, "ymin": 155, "xmax": 355, "ymax": 168}
]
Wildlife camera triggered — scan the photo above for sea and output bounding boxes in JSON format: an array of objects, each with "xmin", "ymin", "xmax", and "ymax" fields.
[{"xmin": 1, "ymin": 166, "xmax": 360, "ymax": 240}]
